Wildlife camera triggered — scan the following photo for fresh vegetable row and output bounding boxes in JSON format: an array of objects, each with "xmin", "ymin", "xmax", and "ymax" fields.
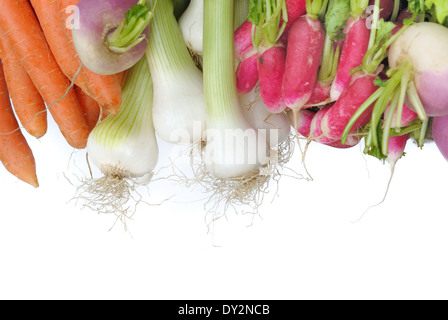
[{"xmin": 0, "ymin": 0, "xmax": 448, "ymax": 219}]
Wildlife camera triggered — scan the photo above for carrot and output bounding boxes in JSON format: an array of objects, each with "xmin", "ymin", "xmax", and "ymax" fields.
[
  {"xmin": 0, "ymin": 32, "xmax": 47, "ymax": 139},
  {"xmin": 0, "ymin": 0, "xmax": 89, "ymax": 149},
  {"xmin": 29, "ymin": 0, "xmax": 90, "ymax": 95},
  {"xmin": 74, "ymin": 85, "xmax": 101, "ymax": 131},
  {"xmin": 0, "ymin": 62, "xmax": 38, "ymax": 188},
  {"xmin": 56, "ymin": 0, "xmax": 123, "ymax": 115}
]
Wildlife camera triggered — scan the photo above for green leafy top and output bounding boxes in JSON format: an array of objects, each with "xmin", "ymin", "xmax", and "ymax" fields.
[
  {"xmin": 407, "ymin": 0, "xmax": 426, "ymax": 15},
  {"xmin": 350, "ymin": 0, "xmax": 369, "ymax": 17},
  {"xmin": 407, "ymin": 0, "xmax": 448, "ymax": 26},
  {"xmin": 248, "ymin": 0, "xmax": 288, "ymax": 48},
  {"xmin": 425, "ymin": 0, "xmax": 448, "ymax": 25},
  {"xmin": 325, "ymin": 0, "xmax": 351, "ymax": 40}
]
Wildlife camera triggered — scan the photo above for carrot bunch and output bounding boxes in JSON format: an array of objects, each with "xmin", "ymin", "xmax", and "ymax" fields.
[{"xmin": 0, "ymin": 0, "xmax": 124, "ymax": 187}]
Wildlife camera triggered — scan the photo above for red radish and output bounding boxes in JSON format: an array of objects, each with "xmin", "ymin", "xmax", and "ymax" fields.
[
  {"xmin": 306, "ymin": 81, "xmax": 331, "ymax": 106},
  {"xmin": 257, "ymin": 43, "xmax": 286, "ymax": 113},
  {"xmin": 322, "ymin": 74, "xmax": 377, "ymax": 139},
  {"xmin": 386, "ymin": 134, "xmax": 408, "ymax": 166},
  {"xmin": 433, "ymin": 114, "xmax": 448, "ymax": 161},
  {"xmin": 330, "ymin": 17, "xmax": 370, "ymax": 101},
  {"xmin": 284, "ymin": 0, "xmax": 307, "ymax": 32},
  {"xmin": 236, "ymin": 50, "xmax": 259, "ymax": 94},
  {"xmin": 396, "ymin": 8, "xmax": 413, "ymax": 23},
  {"xmin": 309, "ymin": 105, "xmax": 359, "ymax": 148},
  {"xmin": 368, "ymin": 0, "xmax": 394, "ymax": 20},
  {"xmin": 244, "ymin": 0, "xmax": 290, "ymax": 112},
  {"xmin": 234, "ymin": 20, "xmax": 253, "ymax": 60},
  {"xmin": 283, "ymin": 15, "xmax": 325, "ymax": 111},
  {"xmin": 289, "ymin": 109, "xmax": 315, "ymax": 137},
  {"xmin": 358, "ymin": 133, "xmax": 408, "ymax": 220}
]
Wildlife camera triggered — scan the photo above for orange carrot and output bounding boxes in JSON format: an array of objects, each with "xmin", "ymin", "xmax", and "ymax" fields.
[
  {"xmin": 29, "ymin": 0, "xmax": 90, "ymax": 96},
  {"xmin": 0, "ymin": 62, "xmax": 38, "ymax": 188},
  {"xmin": 56, "ymin": 0, "xmax": 123, "ymax": 115},
  {"xmin": 0, "ymin": 0, "xmax": 89, "ymax": 149},
  {"xmin": 0, "ymin": 32, "xmax": 47, "ymax": 139},
  {"xmin": 74, "ymin": 85, "xmax": 101, "ymax": 131}
]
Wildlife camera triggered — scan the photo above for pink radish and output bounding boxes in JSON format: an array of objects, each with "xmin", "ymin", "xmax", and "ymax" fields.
[
  {"xmin": 245, "ymin": 0, "xmax": 290, "ymax": 112},
  {"xmin": 389, "ymin": 22, "xmax": 448, "ymax": 117},
  {"xmin": 257, "ymin": 43, "xmax": 286, "ymax": 113},
  {"xmin": 368, "ymin": 0, "xmax": 394, "ymax": 20},
  {"xmin": 386, "ymin": 134, "xmax": 408, "ymax": 166},
  {"xmin": 284, "ymin": 0, "xmax": 307, "ymax": 32},
  {"xmin": 283, "ymin": 15, "xmax": 325, "ymax": 111},
  {"xmin": 396, "ymin": 8, "xmax": 413, "ymax": 23},
  {"xmin": 306, "ymin": 81, "xmax": 331, "ymax": 106},
  {"xmin": 357, "ymin": 133, "xmax": 408, "ymax": 220},
  {"xmin": 433, "ymin": 114, "xmax": 448, "ymax": 161},
  {"xmin": 289, "ymin": 109, "xmax": 315, "ymax": 137},
  {"xmin": 309, "ymin": 105, "xmax": 359, "ymax": 148},
  {"xmin": 322, "ymin": 74, "xmax": 377, "ymax": 139},
  {"xmin": 330, "ymin": 16, "xmax": 370, "ymax": 101},
  {"xmin": 236, "ymin": 49, "xmax": 259, "ymax": 94},
  {"xmin": 234, "ymin": 20, "xmax": 253, "ymax": 60}
]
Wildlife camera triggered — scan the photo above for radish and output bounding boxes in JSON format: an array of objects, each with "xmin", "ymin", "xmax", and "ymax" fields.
[
  {"xmin": 246, "ymin": 0, "xmax": 289, "ymax": 113},
  {"xmin": 322, "ymin": 74, "xmax": 378, "ymax": 139},
  {"xmin": 72, "ymin": 0, "xmax": 152, "ymax": 75},
  {"xmin": 433, "ymin": 114, "xmax": 448, "ymax": 161},
  {"xmin": 310, "ymin": 105, "xmax": 359, "ymax": 148},
  {"xmin": 306, "ymin": 81, "xmax": 332, "ymax": 106},
  {"xmin": 291, "ymin": 109, "xmax": 315, "ymax": 137},
  {"xmin": 234, "ymin": 20, "xmax": 253, "ymax": 60},
  {"xmin": 340, "ymin": 6, "xmax": 414, "ymax": 160},
  {"xmin": 386, "ymin": 134, "xmax": 408, "ymax": 166},
  {"xmin": 368, "ymin": 0, "xmax": 394, "ymax": 20},
  {"xmin": 282, "ymin": 6, "xmax": 325, "ymax": 112},
  {"xmin": 313, "ymin": 0, "xmax": 351, "ymax": 105},
  {"xmin": 356, "ymin": 133, "xmax": 408, "ymax": 221},
  {"xmin": 284, "ymin": 0, "xmax": 307, "ymax": 32},
  {"xmin": 257, "ymin": 43, "xmax": 286, "ymax": 113},
  {"xmin": 388, "ymin": 22, "xmax": 448, "ymax": 117},
  {"xmin": 236, "ymin": 48, "xmax": 259, "ymax": 94},
  {"xmin": 329, "ymin": 2, "xmax": 370, "ymax": 101}
]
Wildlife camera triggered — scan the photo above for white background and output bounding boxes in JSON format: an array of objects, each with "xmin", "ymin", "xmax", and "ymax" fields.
[{"xmin": 1, "ymin": 114, "xmax": 448, "ymax": 300}]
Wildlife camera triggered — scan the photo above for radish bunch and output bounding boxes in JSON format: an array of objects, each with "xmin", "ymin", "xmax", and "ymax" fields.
[{"xmin": 234, "ymin": 0, "xmax": 448, "ymax": 166}]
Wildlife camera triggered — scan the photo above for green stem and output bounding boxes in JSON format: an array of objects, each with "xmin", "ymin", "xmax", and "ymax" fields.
[
  {"xmin": 390, "ymin": 0, "xmax": 400, "ymax": 22},
  {"xmin": 235, "ymin": 0, "xmax": 250, "ymax": 29},
  {"xmin": 350, "ymin": 0, "xmax": 368, "ymax": 17},
  {"xmin": 306, "ymin": 0, "xmax": 329, "ymax": 19},
  {"xmin": 318, "ymin": 33, "xmax": 333, "ymax": 81},
  {"xmin": 381, "ymin": 89, "xmax": 400, "ymax": 156},
  {"xmin": 145, "ymin": 0, "xmax": 196, "ymax": 76},
  {"xmin": 367, "ymin": 0, "xmax": 380, "ymax": 53},
  {"xmin": 407, "ymin": 81, "xmax": 427, "ymax": 121},
  {"xmin": 367, "ymin": 67, "xmax": 404, "ymax": 148},
  {"xmin": 395, "ymin": 64, "xmax": 412, "ymax": 130},
  {"xmin": 93, "ymin": 57, "xmax": 153, "ymax": 148},
  {"xmin": 203, "ymin": 0, "xmax": 239, "ymax": 122},
  {"xmin": 107, "ymin": 0, "xmax": 154, "ymax": 53},
  {"xmin": 418, "ymin": 117, "xmax": 429, "ymax": 148}
]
